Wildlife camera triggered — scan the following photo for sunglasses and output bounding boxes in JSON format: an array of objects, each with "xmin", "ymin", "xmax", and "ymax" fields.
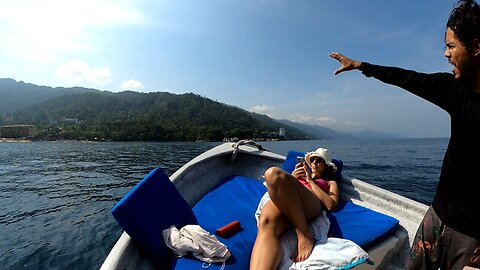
[{"xmin": 310, "ymin": 156, "xmax": 325, "ymax": 164}]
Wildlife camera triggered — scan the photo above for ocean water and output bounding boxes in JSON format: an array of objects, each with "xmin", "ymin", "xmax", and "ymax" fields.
[{"xmin": 0, "ymin": 138, "xmax": 448, "ymax": 269}]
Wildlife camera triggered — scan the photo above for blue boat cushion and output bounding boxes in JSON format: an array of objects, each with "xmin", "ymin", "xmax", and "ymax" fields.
[
  {"xmin": 171, "ymin": 175, "xmax": 267, "ymax": 270},
  {"xmin": 327, "ymin": 200, "xmax": 399, "ymax": 248},
  {"xmin": 112, "ymin": 167, "xmax": 197, "ymax": 268},
  {"xmin": 170, "ymin": 173, "xmax": 397, "ymax": 269},
  {"xmin": 282, "ymin": 150, "xmax": 343, "ymax": 181}
]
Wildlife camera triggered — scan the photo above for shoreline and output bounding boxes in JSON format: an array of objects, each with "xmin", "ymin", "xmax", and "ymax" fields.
[{"xmin": 0, "ymin": 138, "xmax": 32, "ymax": 142}]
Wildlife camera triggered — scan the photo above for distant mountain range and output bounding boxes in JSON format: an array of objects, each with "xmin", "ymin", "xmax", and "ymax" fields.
[
  {"xmin": 0, "ymin": 78, "xmax": 397, "ymax": 141},
  {"xmin": 277, "ymin": 119, "xmax": 355, "ymax": 140}
]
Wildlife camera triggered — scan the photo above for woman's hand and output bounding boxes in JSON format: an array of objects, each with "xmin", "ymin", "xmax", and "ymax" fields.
[
  {"xmin": 303, "ymin": 163, "xmax": 313, "ymax": 182},
  {"xmin": 292, "ymin": 163, "xmax": 306, "ymax": 179},
  {"xmin": 329, "ymin": 52, "xmax": 362, "ymax": 75}
]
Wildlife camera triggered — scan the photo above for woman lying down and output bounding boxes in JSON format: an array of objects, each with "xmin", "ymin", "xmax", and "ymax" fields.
[{"xmin": 250, "ymin": 148, "xmax": 340, "ymax": 269}]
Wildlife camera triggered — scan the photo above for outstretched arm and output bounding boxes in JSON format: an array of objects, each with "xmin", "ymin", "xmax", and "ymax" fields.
[{"xmin": 329, "ymin": 52, "xmax": 363, "ymax": 75}]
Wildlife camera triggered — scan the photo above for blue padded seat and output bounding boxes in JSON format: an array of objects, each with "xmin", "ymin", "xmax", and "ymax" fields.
[
  {"xmin": 327, "ymin": 201, "xmax": 399, "ymax": 248},
  {"xmin": 112, "ymin": 167, "xmax": 197, "ymax": 268},
  {"xmin": 170, "ymin": 172, "xmax": 398, "ymax": 269},
  {"xmin": 172, "ymin": 175, "xmax": 267, "ymax": 270}
]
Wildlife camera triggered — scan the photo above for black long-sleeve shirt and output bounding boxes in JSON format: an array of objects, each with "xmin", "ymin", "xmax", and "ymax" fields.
[{"xmin": 361, "ymin": 62, "xmax": 480, "ymax": 239}]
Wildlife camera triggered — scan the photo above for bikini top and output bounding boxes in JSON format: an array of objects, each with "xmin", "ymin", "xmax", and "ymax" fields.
[{"xmin": 298, "ymin": 177, "xmax": 330, "ymax": 193}]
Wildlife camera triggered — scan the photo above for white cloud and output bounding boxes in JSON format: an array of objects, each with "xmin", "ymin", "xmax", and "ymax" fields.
[
  {"xmin": 0, "ymin": 64, "xmax": 13, "ymax": 75},
  {"xmin": 290, "ymin": 113, "xmax": 337, "ymax": 127},
  {"xmin": 121, "ymin": 79, "xmax": 145, "ymax": 91},
  {"xmin": 0, "ymin": 1, "xmax": 146, "ymax": 64},
  {"xmin": 251, "ymin": 105, "xmax": 274, "ymax": 116},
  {"xmin": 289, "ymin": 113, "xmax": 367, "ymax": 132},
  {"xmin": 315, "ymin": 116, "xmax": 337, "ymax": 126},
  {"xmin": 55, "ymin": 60, "xmax": 111, "ymax": 86},
  {"xmin": 290, "ymin": 114, "xmax": 315, "ymax": 124}
]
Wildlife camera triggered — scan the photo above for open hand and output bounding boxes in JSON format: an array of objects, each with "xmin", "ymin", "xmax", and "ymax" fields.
[{"xmin": 329, "ymin": 52, "xmax": 362, "ymax": 75}]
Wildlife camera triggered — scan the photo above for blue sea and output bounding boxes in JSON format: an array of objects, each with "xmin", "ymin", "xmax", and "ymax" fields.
[{"xmin": 0, "ymin": 138, "xmax": 448, "ymax": 269}]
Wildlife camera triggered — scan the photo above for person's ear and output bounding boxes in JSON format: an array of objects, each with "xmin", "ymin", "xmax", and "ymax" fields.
[{"xmin": 473, "ymin": 39, "xmax": 480, "ymax": 57}]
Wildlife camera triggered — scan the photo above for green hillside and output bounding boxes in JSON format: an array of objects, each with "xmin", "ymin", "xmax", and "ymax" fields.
[{"xmin": 2, "ymin": 90, "xmax": 309, "ymax": 141}]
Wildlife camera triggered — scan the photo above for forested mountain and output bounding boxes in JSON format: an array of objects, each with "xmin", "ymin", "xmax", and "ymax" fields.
[
  {"xmin": 1, "ymin": 84, "xmax": 310, "ymax": 141},
  {"xmin": 4, "ymin": 78, "xmax": 396, "ymax": 141},
  {"xmin": 0, "ymin": 78, "xmax": 100, "ymax": 113}
]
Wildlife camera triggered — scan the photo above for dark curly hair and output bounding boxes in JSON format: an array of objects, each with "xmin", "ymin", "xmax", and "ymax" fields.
[
  {"xmin": 323, "ymin": 165, "xmax": 337, "ymax": 181},
  {"xmin": 447, "ymin": 0, "xmax": 480, "ymax": 53}
]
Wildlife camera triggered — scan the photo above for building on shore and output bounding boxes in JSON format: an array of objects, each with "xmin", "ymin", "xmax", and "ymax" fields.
[
  {"xmin": 279, "ymin": 128, "xmax": 286, "ymax": 139},
  {"xmin": 0, "ymin": 125, "xmax": 37, "ymax": 139}
]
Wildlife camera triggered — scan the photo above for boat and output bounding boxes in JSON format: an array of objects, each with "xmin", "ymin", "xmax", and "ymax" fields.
[{"xmin": 100, "ymin": 140, "xmax": 429, "ymax": 270}]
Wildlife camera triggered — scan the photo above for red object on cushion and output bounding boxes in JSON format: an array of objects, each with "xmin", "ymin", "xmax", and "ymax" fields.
[{"xmin": 215, "ymin": 220, "xmax": 241, "ymax": 237}]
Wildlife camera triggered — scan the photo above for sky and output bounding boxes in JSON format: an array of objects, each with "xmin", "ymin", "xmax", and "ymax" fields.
[{"xmin": 0, "ymin": 0, "xmax": 460, "ymax": 138}]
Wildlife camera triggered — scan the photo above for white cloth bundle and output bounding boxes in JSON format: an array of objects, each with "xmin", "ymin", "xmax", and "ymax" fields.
[{"xmin": 162, "ymin": 224, "xmax": 231, "ymax": 263}]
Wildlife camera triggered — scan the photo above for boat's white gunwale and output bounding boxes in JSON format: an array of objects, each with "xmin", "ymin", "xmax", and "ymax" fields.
[{"xmin": 170, "ymin": 142, "xmax": 284, "ymax": 181}]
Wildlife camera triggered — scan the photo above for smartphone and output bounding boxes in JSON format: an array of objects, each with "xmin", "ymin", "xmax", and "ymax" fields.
[
  {"xmin": 304, "ymin": 162, "xmax": 312, "ymax": 175},
  {"xmin": 297, "ymin": 156, "xmax": 305, "ymax": 163}
]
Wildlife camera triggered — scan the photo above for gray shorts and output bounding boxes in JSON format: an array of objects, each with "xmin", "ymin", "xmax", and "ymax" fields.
[{"xmin": 406, "ymin": 206, "xmax": 480, "ymax": 270}]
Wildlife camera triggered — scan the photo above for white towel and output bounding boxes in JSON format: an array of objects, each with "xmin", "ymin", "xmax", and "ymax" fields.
[
  {"xmin": 162, "ymin": 224, "xmax": 231, "ymax": 263},
  {"xmin": 255, "ymin": 192, "xmax": 369, "ymax": 270}
]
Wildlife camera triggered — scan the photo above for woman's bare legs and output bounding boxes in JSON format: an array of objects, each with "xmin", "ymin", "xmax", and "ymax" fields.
[
  {"xmin": 250, "ymin": 167, "xmax": 323, "ymax": 269},
  {"xmin": 250, "ymin": 200, "xmax": 290, "ymax": 270},
  {"xmin": 266, "ymin": 167, "xmax": 323, "ymax": 262}
]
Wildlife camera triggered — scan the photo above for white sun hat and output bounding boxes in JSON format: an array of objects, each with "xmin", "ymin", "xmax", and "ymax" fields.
[{"xmin": 305, "ymin": 148, "xmax": 337, "ymax": 172}]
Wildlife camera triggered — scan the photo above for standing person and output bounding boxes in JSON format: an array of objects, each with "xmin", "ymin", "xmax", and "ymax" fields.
[
  {"xmin": 250, "ymin": 148, "xmax": 339, "ymax": 270},
  {"xmin": 329, "ymin": 0, "xmax": 480, "ymax": 269}
]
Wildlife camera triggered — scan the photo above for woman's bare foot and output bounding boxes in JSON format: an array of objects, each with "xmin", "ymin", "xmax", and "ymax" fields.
[{"xmin": 293, "ymin": 234, "xmax": 314, "ymax": 262}]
